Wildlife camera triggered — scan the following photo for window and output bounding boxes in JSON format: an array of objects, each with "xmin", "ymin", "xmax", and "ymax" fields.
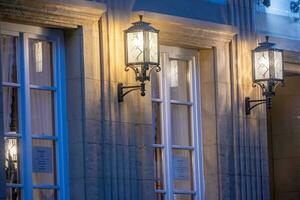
[
  {"xmin": 152, "ymin": 46, "xmax": 204, "ymax": 200},
  {"xmin": 1, "ymin": 23, "xmax": 68, "ymax": 200}
]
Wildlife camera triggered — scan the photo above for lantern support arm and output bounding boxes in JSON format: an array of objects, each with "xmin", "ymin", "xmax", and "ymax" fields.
[
  {"xmin": 117, "ymin": 82, "xmax": 146, "ymax": 102},
  {"xmin": 245, "ymin": 97, "xmax": 271, "ymax": 115}
]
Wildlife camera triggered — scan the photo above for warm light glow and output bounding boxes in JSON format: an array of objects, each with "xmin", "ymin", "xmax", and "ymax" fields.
[
  {"xmin": 149, "ymin": 32, "xmax": 158, "ymax": 63},
  {"xmin": 5, "ymin": 138, "xmax": 18, "ymax": 164},
  {"xmin": 274, "ymin": 51, "xmax": 283, "ymax": 79},
  {"xmin": 254, "ymin": 51, "xmax": 270, "ymax": 80},
  {"xmin": 253, "ymin": 50, "xmax": 283, "ymax": 82},
  {"xmin": 127, "ymin": 31, "xmax": 144, "ymax": 63}
]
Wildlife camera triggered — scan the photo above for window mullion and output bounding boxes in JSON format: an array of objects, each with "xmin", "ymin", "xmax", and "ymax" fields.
[
  {"xmin": 162, "ymin": 52, "xmax": 174, "ymax": 200},
  {"xmin": 19, "ymin": 32, "xmax": 34, "ymax": 200},
  {"xmin": 191, "ymin": 56, "xmax": 205, "ymax": 200}
]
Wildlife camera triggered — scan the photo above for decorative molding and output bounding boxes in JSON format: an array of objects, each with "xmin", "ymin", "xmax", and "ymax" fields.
[
  {"xmin": 137, "ymin": 11, "xmax": 236, "ymax": 49},
  {"xmin": 0, "ymin": 0, "xmax": 106, "ymax": 28}
]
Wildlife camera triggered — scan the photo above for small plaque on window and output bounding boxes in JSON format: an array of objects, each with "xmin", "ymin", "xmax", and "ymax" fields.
[
  {"xmin": 173, "ymin": 155, "xmax": 190, "ymax": 180},
  {"xmin": 32, "ymin": 146, "xmax": 52, "ymax": 173}
]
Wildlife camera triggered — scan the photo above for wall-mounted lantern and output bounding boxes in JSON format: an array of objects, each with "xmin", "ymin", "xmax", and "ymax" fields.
[
  {"xmin": 260, "ymin": 0, "xmax": 271, "ymax": 7},
  {"xmin": 118, "ymin": 15, "xmax": 160, "ymax": 102},
  {"xmin": 245, "ymin": 36, "xmax": 284, "ymax": 115},
  {"xmin": 291, "ymin": 0, "xmax": 300, "ymax": 13}
]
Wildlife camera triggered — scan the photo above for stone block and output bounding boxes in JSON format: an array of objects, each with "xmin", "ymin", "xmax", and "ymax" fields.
[
  {"xmin": 85, "ymin": 178, "xmax": 101, "ymax": 200},
  {"xmin": 216, "ymin": 82, "xmax": 232, "ymax": 116},
  {"xmin": 201, "ymin": 82, "xmax": 216, "ymax": 116},
  {"xmin": 217, "ymin": 115, "xmax": 233, "ymax": 145},
  {"xmin": 199, "ymin": 49, "xmax": 214, "ymax": 83},
  {"xmin": 202, "ymin": 114, "xmax": 217, "ymax": 145},
  {"xmin": 262, "ymin": 176, "xmax": 270, "ymax": 200},
  {"xmin": 215, "ymin": 44, "xmax": 231, "ymax": 84},
  {"xmin": 70, "ymin": 178, "xmax": 85, "ymax": 200},
  {"xmin": 69, "ymin": 143, "xmax": 85, "ymax": 179},
  {"xmin": 85, "ymin": 143, "xmax": 104, "ymax": 179},
  {"xmin": 85, "ymin": 96, "xmax": 101, "ymax": 120},
  {"xmin": 84, "ymin": 119, "xmax": 102, "ymax": 144},
  {"xmin": 203, "ymin": 145, "xmax": 218, "ymax": 175},
  {"xmin": 204, "ymin": 174, "xmax": 219, "ymax": 200},
  {"xmin": 68, "ymin": 119, "xmax": 83, "ymax": 144},
  {"xmin": 134, "ymin": 124, "xmax": 153, "ymax": 148},
  {"xmin": 65, "ymin": 29, "xmax": 83, "ymax": 80},
  {"xmin": 218, "ymin": 144, "xmax": 235, "ymax": 175},
  {"xmin": 67, "ymin": 79, "xmax": 83, "ymax": 120},
  {"xmin": 84, "ymin": 79, "xmax": 100, "ymax": 102},
  {"xmin": 219, "ymin": 175, "xmax": 236, "ymax": 200}
]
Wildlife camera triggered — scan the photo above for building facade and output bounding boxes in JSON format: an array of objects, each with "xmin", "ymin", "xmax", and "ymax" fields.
[{"xmin": 0, "ymin": 0, "xmax": 300, "ymax": 200}]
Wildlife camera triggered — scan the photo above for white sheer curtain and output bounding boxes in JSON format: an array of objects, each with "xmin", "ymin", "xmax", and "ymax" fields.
[{"xmin": 2, "ymin": 35, "xmax": 21, "ymax": 200}]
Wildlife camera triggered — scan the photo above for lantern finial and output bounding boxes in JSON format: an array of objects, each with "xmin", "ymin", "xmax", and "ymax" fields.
[
  {"xmin": 265, "ymin": 36, "xmax": 269, "ymax": 43},
  {"xmin": 139, "ymin": 15, "xmax": 143, "ymax": 21}
]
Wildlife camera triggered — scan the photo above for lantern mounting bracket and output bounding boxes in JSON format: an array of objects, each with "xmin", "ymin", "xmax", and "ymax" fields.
[
  {"xmin": 245, "ymin": 97, "xmax": 271, "ymax": 115},
  {"xmin": 245, "ymin": 81, "xmax": 284, "ymax": 115},
  {"xmin": 118, "ymin": 83, "xmax": 145, "ymax": 102},
  {"xmin": 118, "ymin": 64, "xmax": 161, "ymax": 102}
]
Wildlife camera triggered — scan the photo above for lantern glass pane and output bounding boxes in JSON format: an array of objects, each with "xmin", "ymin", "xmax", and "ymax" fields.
[
  {"xmin": 254, "ymin": 51, "xmax": 270, "ymax": 80},
  {"xmin": 127, "ymin": 32, "xmax": 144, "ymax": 64},
  {"xmin": 274, "ymin": 51, "xmax": 283, "ymax": 80},
  {"xmin": 149, "ymin": 32, "xmax": 158, "ymax": 63}
]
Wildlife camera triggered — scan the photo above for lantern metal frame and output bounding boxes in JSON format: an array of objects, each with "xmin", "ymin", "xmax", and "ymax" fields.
[
  {"xmin": 260, "ymin": 0, "xmax": 271, "ymax": 7},
  {"xmin": 291, "ymin": 0, "xmax": 300, "ymax": 13},
  {"xmin": 245, "ymin": 36, "xmax": 284, "ymax": 115},
  {"xmin": 118, "ymin": 15, "xmax": 161, "ymax": 102}
]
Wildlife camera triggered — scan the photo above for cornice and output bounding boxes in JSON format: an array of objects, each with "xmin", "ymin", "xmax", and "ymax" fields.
[
  {"xmin": 0, "ymin": 0, "xmax": 106, "ymax": 28},
  {"xmin": 134, "ymin": 11, "xmax": 236, "ymax": 48}
]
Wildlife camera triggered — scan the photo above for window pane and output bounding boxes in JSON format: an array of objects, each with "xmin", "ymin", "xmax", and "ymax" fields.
[
  {"xmin": 30, "ymin": 90, "xmax": 55, "ymax": 136},
  {"xmin": 169, "ymin": 60, "xmax": 190, "ymax": 101},
  {"xmin": 152, "ymin": 102, "xmax": 162, "ymax": 144},
  {"xmin": 171, "ymin": 104, "xmax": 192, "ymax": 146},
  {"xmin": 151, "ymin": 71, "xmax": 160, "ymax": 99},
  {"xmin": 5, "ymin": 138, "xmax": 21, "ymax": 184},
  {"xmin": 172, "ymin": 149, "xmax": 194, "ymax": 191},
  {"xmin": 154, "ymin": 148, "xmax": 164, "ymax": 190},
  {"xmin": 1, "ymin": 35, "xmax": 18, "ymax": 83},
  {"xmin": 174, "ymin": 194, "xmax": 194, "ymax": 200},
  {"xmin": 33, "ymin": 189, "xmax": 57, "ymax": 200},
  {"xmin": 6, "ymin": 187, "xmax": 21, "ymax": 200},
  {"xmin": 29, "ymin": 39, "xmax": 53, "ymax": 86},
  {"xmin": 32, "ymin": 139, "xmax": 57, "ymax": 185},
  {"xmin": 155, "ymin": 193, "xmax": 165, "ymax": 200},
  {"xmin": 3, "ymin": 87, "xmax": 19, "ymax": 134}
]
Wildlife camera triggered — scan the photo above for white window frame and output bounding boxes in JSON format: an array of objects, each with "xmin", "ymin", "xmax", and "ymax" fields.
[
  {"xmin": 152, "ymin": 45, "xmax": 205, "ymax": 200},
  {"xmin": 1, "ymin": 22, "xmax": 69, "ymax": 200}
]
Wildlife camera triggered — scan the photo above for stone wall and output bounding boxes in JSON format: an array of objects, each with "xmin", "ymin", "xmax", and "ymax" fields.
[
  {"xmin": 0, "ymin": 0, "xmax": 275, "ymax": 200},
  {"xmin": 96, "ymin": 0, "xmax": 155, "ymax": 199},
  {"xmin": 227, "ymin": 0, "xmax": 270, "ymax": 199}
]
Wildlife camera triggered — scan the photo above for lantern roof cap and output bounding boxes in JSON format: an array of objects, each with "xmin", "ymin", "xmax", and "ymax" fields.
[
  {"xmin": 125, "ymin": 15, "xmax": 159, "ymax": 33},
  {"xmin": 254, "ymin": 36, "xmax": 281, "ymax": 52}
]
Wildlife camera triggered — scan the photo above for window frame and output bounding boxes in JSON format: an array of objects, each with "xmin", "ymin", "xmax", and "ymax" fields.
[
  {"xmin": 1, "ymin": 22, "xmax": 69, "ymax": 200},
  {"xmin": 152, "ymin": 45, "xmax": 205, "ymax": 200}
]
